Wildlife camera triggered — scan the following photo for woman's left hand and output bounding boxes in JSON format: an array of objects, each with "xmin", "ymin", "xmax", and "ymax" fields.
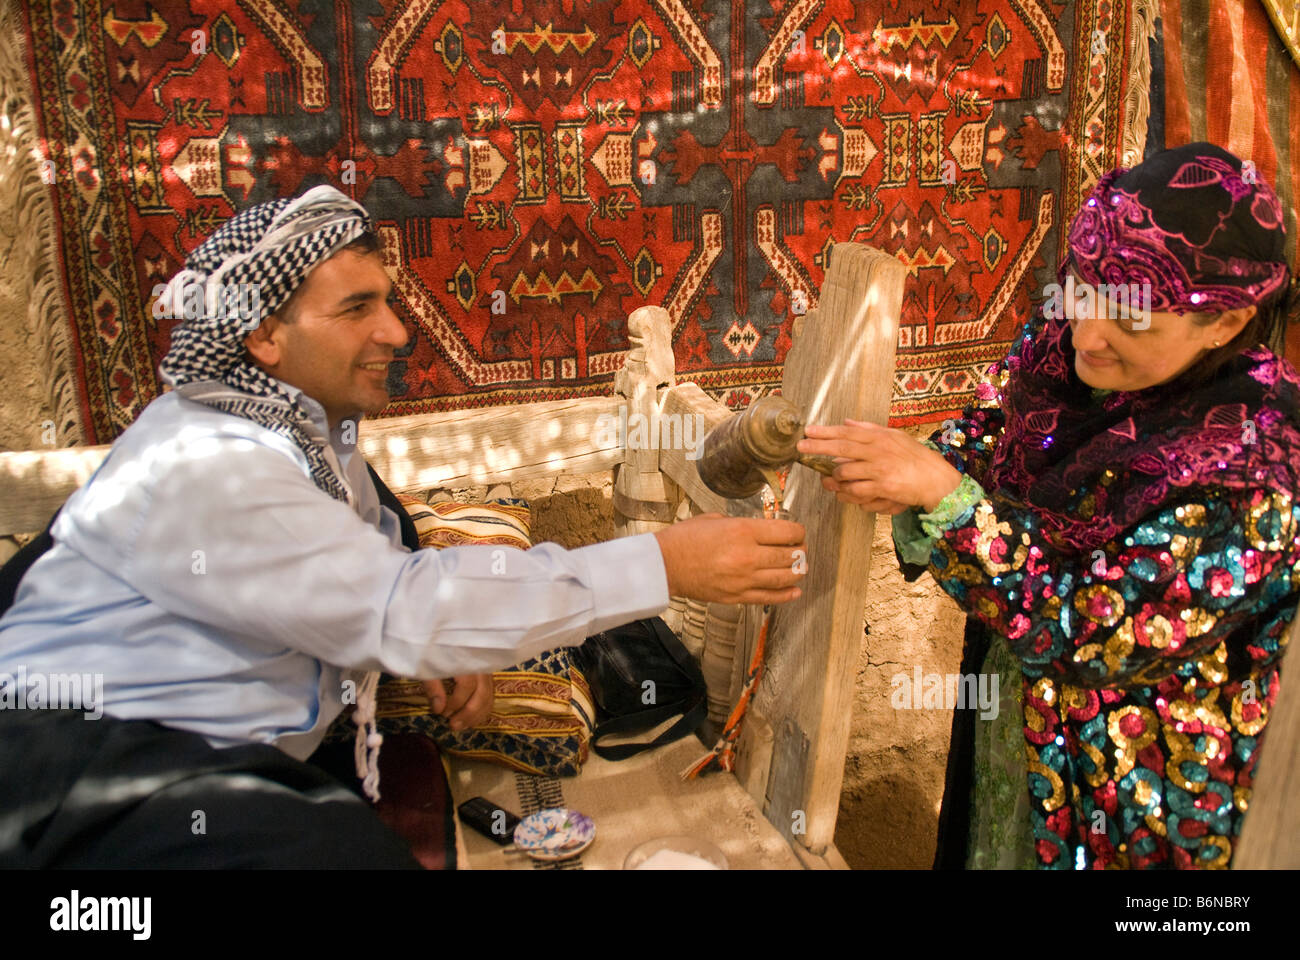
[{"xmin": 798, "ymin": 419, "xmax": 964, "ymax": 513}]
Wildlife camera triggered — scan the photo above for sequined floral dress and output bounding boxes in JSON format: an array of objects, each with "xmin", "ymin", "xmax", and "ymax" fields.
[{"xmin": 893, "ymin": 310, "xmax": 1300, "ymax": 869}]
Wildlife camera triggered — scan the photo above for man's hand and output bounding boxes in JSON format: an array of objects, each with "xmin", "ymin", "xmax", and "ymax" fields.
[
  {"xmin": 654, "ymin": 514, "xmax": 807, "ymax": 605},
  {"xmin": 420, "ymin": 675, "xmax": 494, "ymax": 732},
  {"xmin": 798, "ymin": 419, "xmax": 962, "ymax": 512}
]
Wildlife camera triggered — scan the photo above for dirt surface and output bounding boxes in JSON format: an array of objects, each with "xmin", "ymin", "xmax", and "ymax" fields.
[{"xmin": 836, "ymin": 511, "xmax": 965, "ymax": 867}]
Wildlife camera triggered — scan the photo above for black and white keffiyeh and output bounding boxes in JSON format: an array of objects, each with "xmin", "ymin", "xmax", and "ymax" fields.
[{"xmin": 158, "ymin": 185, "xmax": 373, "ymax": 503}]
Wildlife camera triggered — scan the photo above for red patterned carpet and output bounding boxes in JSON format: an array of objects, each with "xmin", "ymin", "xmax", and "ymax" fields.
[{"xmin": 22, "ymin": 0, "xmax": 1131, "ymax": 443}]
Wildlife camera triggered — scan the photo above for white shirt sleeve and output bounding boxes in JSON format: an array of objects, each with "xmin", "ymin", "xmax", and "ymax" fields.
[{"xmin": 68, "ymin": 432, "xmax": 670, "ymax": 678}]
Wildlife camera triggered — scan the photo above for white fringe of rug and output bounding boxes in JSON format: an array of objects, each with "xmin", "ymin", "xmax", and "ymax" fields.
[
  {"xmin": 1122, "ymin": 0, "xmax": 1160, "ymax": 169},
  {"xmin": 0, "ymin": 3, "xmax": 84, "ymax": 451}
]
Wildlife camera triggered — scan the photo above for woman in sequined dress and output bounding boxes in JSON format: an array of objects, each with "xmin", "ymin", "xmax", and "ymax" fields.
[{"xmin": 798, "ymin": 142, "xmax": 1300, "ymax": 869}]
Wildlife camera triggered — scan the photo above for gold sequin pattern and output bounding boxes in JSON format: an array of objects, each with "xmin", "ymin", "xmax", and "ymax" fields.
[
  {"xmin": 1025, "ymin": 745, "xmax": 1065, "ymax": 811},
  {"xmin": 1031, "ymin": 677, "xmax": 1058, "ymax": 708},
  {"xmin": 1195, "ymin": 642, "xmax": 1229, "ymax": 684},
  {"xmin": 1164, "ymin": 729, "xmax": 1210, "ymax": 793},
  {"xmin": 1075, "ymin": 584, "xmax": 1125, "ymax": 627},
  {"xmin": 1107, "ymin": 705, "xmax": 1157, "ymax": 778},
  {"xmin": 1080, "ymin": 740, "xmax": 1109, "ymax": 788},
  {"xmin": 1233, "ymin": 785, "xmax": 1251, "ymax": 813},
  {"xmin": 1134, "ymin": 779, "xmax": 1152, "ymax": 805},
  {"xmin": 1169, "ymin": 533, "xmax": 1195, "ymax": 563},
  {"xmin": 1168, "ymin": 686, "xmax": 1228, "ymax": 731},
  {"xmin": 975, "ymin": 595, "xmax": 1000, "ymax": 621},
  {"xmin": 1180, "ymin": 606, "xmax": 1218, "ymax": 639},
  {"xmin": 1044, "ymin": 594, "xmax": 1063, "ymax": 623},
  {"xmin": 1103, "ymin": 619, "xmax": 1136, "ymax": 674},
  {"xmin": 931, "ymin": 541, "xmax": 987, "ymax": 586},
  {"xmin": 1074, "ymin": 641, "xmax": 1102, "ymax": 664},
  {"xmin": 1144, "ymin": 614, "xmax": 1173, "ymax": 649},
  {"xmin": 1061, "ymin": 685, "xmax": 1090, "ymax": 713},
  {"xmin": 1201, "ymin": 836, "xmax": 1231, "ymax": 868},
  {"xmin": 1245, "ymin": 489, "xmax": 1295, "ymax": 551},
  {"xmin": 972, "ymin": 503, "xmax": 1014, "ymax": 574}
]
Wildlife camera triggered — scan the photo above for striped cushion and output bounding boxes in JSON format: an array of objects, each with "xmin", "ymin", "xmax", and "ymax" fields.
[{"xmin": 395, "ymin": 495, "xmax": 531, "ymax": 550}]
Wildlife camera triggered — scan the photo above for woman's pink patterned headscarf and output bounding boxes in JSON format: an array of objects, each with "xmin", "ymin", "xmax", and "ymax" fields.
[{"xmin": 1063, "ymin": 142, "xmax": 1290, "ymax": 314}]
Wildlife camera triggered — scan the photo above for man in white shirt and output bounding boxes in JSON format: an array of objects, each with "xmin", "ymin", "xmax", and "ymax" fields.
[{"xmin": 0, "ymin": 186, "xmax": 805, "ymax": 867}]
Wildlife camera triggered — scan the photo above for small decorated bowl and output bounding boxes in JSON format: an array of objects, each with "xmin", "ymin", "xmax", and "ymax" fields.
[{"xmin": 513, "ymin": 808, "xmax": 595, "ymax": 861}]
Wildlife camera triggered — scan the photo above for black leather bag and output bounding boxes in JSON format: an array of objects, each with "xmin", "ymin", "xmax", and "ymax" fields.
[{"xmin": 572, "ymin": 616, "xmax": 707, "ymax": 760}]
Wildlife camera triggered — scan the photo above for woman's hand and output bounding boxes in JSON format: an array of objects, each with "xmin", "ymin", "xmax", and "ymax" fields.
[
  {"xmin": 797, "ymin": 419, "xmax": 963, "ymax": 513},
  {"xmin": 421, "ymin": 675, "xmax": 495, "ymax": 731}
]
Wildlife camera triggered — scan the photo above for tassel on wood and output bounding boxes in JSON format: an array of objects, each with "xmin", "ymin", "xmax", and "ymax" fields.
[{"xmin": 680, "ymin": 608, "xmax": 772, "ymax": 780}]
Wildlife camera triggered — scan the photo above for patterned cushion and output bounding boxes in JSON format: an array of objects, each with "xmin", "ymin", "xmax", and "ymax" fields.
[
  {"xmin": 378, "ymin": 646, "xmax": 596, "ymax": 778},
  {"xmin": 326, "ymin": 495, "xmax": 594, "ymax": 777},
  {"xmin": 395, "ymin": 495, "xmax": 531, "ymax": 550}
]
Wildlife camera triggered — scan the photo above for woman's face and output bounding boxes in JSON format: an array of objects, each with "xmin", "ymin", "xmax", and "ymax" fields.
[
  {"xmin": 1065, "ymin": 274, "xmax": 1255, "ymax": 391},
  {"xmin": 1069, "ymin": 310, "xmax": 1209, "ymax": 391}
]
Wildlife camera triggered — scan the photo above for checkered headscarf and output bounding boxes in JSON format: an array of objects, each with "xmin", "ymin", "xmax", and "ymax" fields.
[{"xmin": 158, "ymin": 186, "xmax": 372, "ymax": 503}]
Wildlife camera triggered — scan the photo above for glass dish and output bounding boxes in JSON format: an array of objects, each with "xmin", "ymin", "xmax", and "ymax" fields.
[{"xmin": 623, "ymin": 835, "xmax": 729, "ymax": 870}]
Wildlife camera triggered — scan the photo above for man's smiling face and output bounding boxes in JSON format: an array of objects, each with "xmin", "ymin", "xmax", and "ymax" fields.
[{"xmin": 244, "ymin": 243, "xmax": 407, "ymax": 428}]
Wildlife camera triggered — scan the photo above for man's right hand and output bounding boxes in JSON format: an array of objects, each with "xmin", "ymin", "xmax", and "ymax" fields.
[{"xmin": 653, "ymin": 514, "xmax": 807, "ymax": 606}]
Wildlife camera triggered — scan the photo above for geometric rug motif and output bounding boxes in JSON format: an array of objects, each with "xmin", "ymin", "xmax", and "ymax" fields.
[{"xmin": 22, "ymin": 0, "xmax": 1131, "ymax": 442}]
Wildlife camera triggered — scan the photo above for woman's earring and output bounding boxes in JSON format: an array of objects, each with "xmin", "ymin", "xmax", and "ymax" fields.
[{"xmin": 1213, "ymin": 340, "xmax": 1221, "ymax": 347}]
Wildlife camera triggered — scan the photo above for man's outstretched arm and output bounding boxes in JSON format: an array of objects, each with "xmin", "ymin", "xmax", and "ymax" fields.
[{"xmin": 64, "ymin": 434, "xmax": 804, "ymax": 680}]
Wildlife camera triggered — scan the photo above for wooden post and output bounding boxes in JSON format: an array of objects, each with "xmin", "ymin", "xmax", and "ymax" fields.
[
  {"xmin": 753, "ymin": 242, "xmax": 905, "ymax": 855},
  {"xmin": 659, "ymin": 499, "xmax": 694, "ymax": 642},
  {"xmin": 612, "ymin": 305, "xmax": 679, "ymax": 539},
  {"xmin": 680, "ymin": 598, "xmax": 707, "ymax": 653},
  {"xmin": 699, "ymin": 601, "xmax": 743, "ymax": 726}
]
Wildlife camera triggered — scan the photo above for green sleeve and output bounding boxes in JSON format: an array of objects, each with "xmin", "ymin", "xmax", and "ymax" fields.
[{"xmin": 892, "ymin": 471, "xmax": 986, "ymax": 565}]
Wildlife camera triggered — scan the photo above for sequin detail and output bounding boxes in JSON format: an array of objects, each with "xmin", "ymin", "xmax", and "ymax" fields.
[{"xmin": 925, "ymin": 483, "xmax": 1294, "ymax": 869}]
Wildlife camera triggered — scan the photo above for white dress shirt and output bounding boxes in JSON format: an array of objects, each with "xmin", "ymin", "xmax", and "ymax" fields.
[{"xmin": 0, "ymin": 379, "xmax": 669, "ymax": 759}]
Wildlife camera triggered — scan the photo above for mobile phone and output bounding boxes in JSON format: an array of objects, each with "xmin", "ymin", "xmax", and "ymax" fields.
[{"xmin": 457, "ymin": 796, "xmax": 521, "ymax": 845}]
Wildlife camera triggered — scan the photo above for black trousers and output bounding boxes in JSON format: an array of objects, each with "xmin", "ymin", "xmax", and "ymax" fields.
[
  {"xmin": 931, "ymin": 618, "xmax": 992, "ymax": 869},
  {"xmin": 0, "ymin": 709, "xmax": 419, "ymax": 869}
]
